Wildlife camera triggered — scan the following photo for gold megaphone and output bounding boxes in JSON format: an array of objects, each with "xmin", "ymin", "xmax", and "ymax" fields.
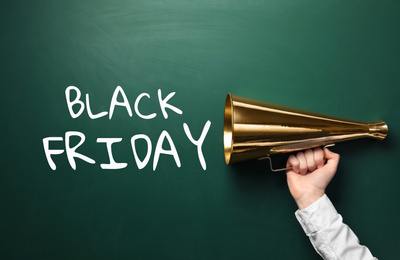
[{"xmin": 224, "ymin": 93, "xmax": 388, "ymax": 167}]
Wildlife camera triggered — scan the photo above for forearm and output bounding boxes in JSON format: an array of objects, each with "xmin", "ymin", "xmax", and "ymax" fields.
[{"xmin": 295, "ymin": 195, "xmax": 377, "ymax": 260}]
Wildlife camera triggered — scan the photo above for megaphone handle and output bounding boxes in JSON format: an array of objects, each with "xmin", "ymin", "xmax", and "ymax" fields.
[
  {"xmin": 264, "ymin": 157, "xmax": 292, "ymax": 172},
  {"xmin": 263, "ymin": 144, "xmax": 336, "ymax": 173}
]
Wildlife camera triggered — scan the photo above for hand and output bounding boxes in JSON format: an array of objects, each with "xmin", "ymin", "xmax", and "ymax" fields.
[{"xmin": 286, "ymin": 147, "xmax": 340, "ymax": 210}]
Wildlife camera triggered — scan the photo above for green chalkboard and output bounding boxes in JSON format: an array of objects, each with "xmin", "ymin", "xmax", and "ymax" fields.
[{"xmin": 1, "ymin": 1, "xmax": 399, "ymax": 259}]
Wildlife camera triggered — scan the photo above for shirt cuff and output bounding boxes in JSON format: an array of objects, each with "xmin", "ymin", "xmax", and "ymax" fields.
[{"xmin": 294, "ymin": 194, "xmax": 339, "ymax": 236}]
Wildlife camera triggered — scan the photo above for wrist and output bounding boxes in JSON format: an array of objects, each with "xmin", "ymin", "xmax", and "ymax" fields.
[{"xmin": 295, "ymin": 191, "xmax": 325, "ymax": 210}]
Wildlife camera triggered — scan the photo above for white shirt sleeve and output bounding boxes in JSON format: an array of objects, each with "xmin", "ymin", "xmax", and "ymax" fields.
[{"xmin": 294, "ymin": 194, "xmax": 377, "ymax": 260}]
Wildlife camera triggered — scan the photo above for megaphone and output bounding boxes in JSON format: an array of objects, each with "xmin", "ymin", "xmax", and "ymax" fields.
[{"xmin": 223, "ymin": 93, "xmax": 388, "ymax": 168}]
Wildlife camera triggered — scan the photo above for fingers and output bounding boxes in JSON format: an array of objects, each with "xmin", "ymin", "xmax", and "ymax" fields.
[
  {"xmin": 286, "ymin": 147, "xmax": 330, "ymax": 175},
  {"xmin": 287, "ymin": 154, "xmax": 299, "ymax": 173},
  {"xmin": 297, "ymin": 151, "xmax": 308, "ymax": 175},
  {"xmin": 305, "ymin": 149, "xmax": 317, "ymax": 172},
  {"xmin": 286, "ymin": 150, "xmax": 311, "ymax": 175},
  {"xmin": 314, "ymin": 147, "xmax": 325, "ymax": 169}
]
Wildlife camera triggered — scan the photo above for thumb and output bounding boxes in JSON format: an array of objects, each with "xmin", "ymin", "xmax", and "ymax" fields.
[{"xmin": 323, "ymin": 147, "xmax": 340, "ymax": 173}]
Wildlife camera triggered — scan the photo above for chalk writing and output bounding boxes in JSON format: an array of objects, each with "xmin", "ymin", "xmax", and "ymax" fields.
[{"xmin": 43, "ymin": 86, "xmax": 211, "ymax": 171}]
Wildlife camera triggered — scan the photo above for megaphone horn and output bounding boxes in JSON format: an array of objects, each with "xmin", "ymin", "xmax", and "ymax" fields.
[{"xmin": 223, "ymin": 93, "xmax": 388, "ymax": 167}]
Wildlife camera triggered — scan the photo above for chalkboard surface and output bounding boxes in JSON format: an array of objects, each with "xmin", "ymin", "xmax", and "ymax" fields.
[{"xmin": 1, "ymin": 1, "xmax": 399, "ymax": 259}]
